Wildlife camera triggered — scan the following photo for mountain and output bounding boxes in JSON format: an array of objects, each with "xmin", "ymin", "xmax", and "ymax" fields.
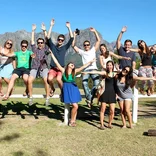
[{"xmin": 0, "ymin": 28, "xmax": 138, "ymax": 67}]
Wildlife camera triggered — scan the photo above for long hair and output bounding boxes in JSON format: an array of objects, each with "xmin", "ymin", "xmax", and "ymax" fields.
[
  {"xmin": 137, "ymin": 40, "xmax": 150, "ymax": 56},
  {"xmin": 65, "ymin": 62, "xmax": 75, "ymax": 79},
  {"xmin": 100, "ymin": 44, "xmax": 109, "ymax": 58},
  {"xmin": 4, "ymin": 39, "xmax": 14, "ymax": 53},
  {"xmin": 117, "ymin": 66, "xmax": 133, "ymax": 90},
  {"xmin": 105, "ymin": 60, "xmax": 114, "ymax": 78}
]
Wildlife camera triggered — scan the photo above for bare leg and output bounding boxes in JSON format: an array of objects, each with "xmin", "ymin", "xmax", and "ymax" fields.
[
  {"xmin": 23, "ymin": 74, "xmax": 29, "ymax": 96},
  {"xmin": 100, "ymin": 102, "xmax": 106, "ymax": 128},
  {"xmin": 43, "ymin": 77, "xmax": 50, "ymax": 98},
  {"xmin": 108, "ymin": 103, "xmax": 115, "ymax": 128},
  {"xmin": 4, "ymin": 74, "xmax": 18, "ymax": 98},
  {"xmin": 0, "ymin": 77, "xmax": 3, "ymax": 95},
  {"xmin": 118, "ymin": 101, "xmax": 126, "ymax": 128},
  {"xmin": 70, "ymin": 103, "xmax": 78, "ymax": 126},
  {"xmin": 28, "ymin": 76, "xmax": 35, "ymax": 98},
  {"xmin": 56, "ymin": 75, "xmax": 63, "ymax": 90},
  {"xmin": 124, "ymin": 100, "xmax": 133, "ymax": 128},
  {"xmin": 48, "ymin": 75, "xmax": 55, "ymax": 96}
]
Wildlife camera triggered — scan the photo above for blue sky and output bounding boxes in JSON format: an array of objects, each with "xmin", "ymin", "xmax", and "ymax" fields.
[{"xmin": 1, "ymin": 0, "xmax": 156, "ymax": 45}]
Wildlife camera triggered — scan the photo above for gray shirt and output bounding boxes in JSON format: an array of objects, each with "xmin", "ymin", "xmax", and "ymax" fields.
[
  {"xmin": 116, "ymin": 79, "xmax": 133, "ymax": 99},
  {"xmin": 118, "ymin": 47, "xmax": 136, "ymax": 69}
]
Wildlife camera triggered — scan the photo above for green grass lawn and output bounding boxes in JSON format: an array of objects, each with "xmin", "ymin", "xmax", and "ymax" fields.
[{"xmin": 0, "ymin": 88, "xmax": 156, "ymax": 156}]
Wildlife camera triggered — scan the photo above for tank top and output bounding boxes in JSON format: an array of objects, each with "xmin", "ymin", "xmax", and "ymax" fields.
[
  {"xmin": 102, "ymin": 55, "xmax": 112, "ymax": 69},
  {"xmin": 62, "ymin": 73, "xmax": 76, "ymax": 83},
  {"xmin": 0, "ymin": 48, "xmax": 14, "ymax": 65},
  {"xmin": 141, "ymin": 53, "xmax": 152, "ymax": 66},
  {"xmin": 152, "ymin": 54, "xmax": 156, "ymax": 66}
]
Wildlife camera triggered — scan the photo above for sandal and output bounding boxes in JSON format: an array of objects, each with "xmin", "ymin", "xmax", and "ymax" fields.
[
  {"xmin": 107, "ymin": 125, "xmax": 113, "ymax": 129},
  {"xmin": 69, "ymin": 122, "xmax": 76, "ymax": 127},
  {"xmin": 99, "ymin": 125, "xmax": 105, "ymax": 130},
  {"xmin": 146, "ymin": 90, "xmax": 151, "ymax": 96},
  {"xmin": 121, "ymin": 125, "xmax": 127, "ymax": 129},
  {"xmin": 2, "ymin": 96, "xmax": 9, "ymax": 101},
  {"xmin": 49, "ymin": 89, "xmax": 55, "ymax": 97},
  {"xmin": 23, "ymin": 89, "xmax": 29, "ymax": 96},
  {"xmin": 140, "ymin": 89, "xmax": 145, "ymax": 95}
]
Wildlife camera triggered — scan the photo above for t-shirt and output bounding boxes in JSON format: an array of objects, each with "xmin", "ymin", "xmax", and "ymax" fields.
[
  {"xmin": 48, "ymin": 38, "xmax": 74, "ymax": 67},
  {"xmin": 118, "ymin": 47, "xmax": 136, "ymax": 69},
  {"xmin": 78, "ymin": 47, "xmax": 97, "ymax": 71},
  {"xmin": 116, "ymin": 79, "xmax": 133, "ymax": 99},
  {"xmin": 14, "ymin": 50, "xmax": 33, "ymax": 69}
]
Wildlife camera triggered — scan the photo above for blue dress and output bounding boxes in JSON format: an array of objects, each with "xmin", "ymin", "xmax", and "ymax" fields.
[
  {"xmin": 61, "ymin": 73, "xmax": 81, "ymax": 104},
  {"xmin": 0, "ymin": 56, "xmax": 14, "ymax": 78}
]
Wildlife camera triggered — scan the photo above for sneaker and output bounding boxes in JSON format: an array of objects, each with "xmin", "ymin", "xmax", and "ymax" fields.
[
  {"xmin": 45, "ymin": 98, "xmax": 50, "ymax": 106},
  {"xmin": 28, "ymin": 98, "xmax": 33, "ymax": 106}
]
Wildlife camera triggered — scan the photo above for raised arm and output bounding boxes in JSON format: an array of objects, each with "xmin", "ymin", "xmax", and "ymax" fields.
[
  {"xmin": 72, "ymin": 32, "xmax": 80, "ymax": 53},
  {"xmin": 82, "ymin": 70, "xmax": 106, "ymax": 76},
  {"xmin": 110, "ymin": 51, "xmax": 131, "ymax": 60},
  {"xmin": 90, "ymin": 27, "xmax": 101, "ymax": 51},
  {"xmin": 41, "ymin": 23, "xmax": 48, "ymax": 39},
  {"xmin": 47, "ymin": 19, "xmax": 55, "ymax": 39},
  {"xmin": 133, "ymin": 76, "xmax": 156, "ymax": 81},
  {"xmin": 49, "ymin": 49, "xmax": 64, "ymax": 73},
  {"xmin": 130, "ymin": 48, "xmax": 140, "ymax": 53},
  {"xmin": 99, "ymin": 55, "xmax": 106, "ymax": 69},
  {"xmin": 31, "ymin": 24, "xmax": 36, "ymax": 45},
  {"xmin": 116, "ymin": 26, "xmax": 127, "ymax": 50},
  {"xmin": 66, "ymin": 22, "xmax": 73, "ymax": 38},
  {"xmin": 75, "ymin": 58, "xmax": 96, "ymax": 73}
]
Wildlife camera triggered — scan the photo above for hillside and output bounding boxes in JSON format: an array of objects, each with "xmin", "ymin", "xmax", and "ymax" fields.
[{"xmin": 0, "ymin": 28, "xmax": 138, "ymax": 67}]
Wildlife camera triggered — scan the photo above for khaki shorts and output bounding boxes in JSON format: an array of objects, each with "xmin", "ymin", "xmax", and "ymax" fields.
[{"xmin": 30, "ymin": 68, "xmax": 49, "ymax": 78}]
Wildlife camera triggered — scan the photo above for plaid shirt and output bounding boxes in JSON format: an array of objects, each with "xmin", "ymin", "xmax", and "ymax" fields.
[{"xmin": 31, "ymin": 44, "xmax": 49, "ymax": 70}]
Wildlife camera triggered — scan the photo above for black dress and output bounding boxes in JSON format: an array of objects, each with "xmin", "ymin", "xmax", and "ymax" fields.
[{"xmin": 99, "ymin": 77, "xmax": 116, "ymax": 104}]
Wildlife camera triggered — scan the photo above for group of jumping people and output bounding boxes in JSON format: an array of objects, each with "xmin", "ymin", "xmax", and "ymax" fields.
[{"xmin": 0, "ymin": 19, "xmax": 156, "ymax": 128}]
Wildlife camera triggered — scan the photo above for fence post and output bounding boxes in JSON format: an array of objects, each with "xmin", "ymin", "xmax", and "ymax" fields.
[
  {"xmin": 132, "ymin": 86, "xmax": 138, "ymax": 123},
  {"xmin": 64, "ymin": 104, "xmax": 70, "ymax": 125}
]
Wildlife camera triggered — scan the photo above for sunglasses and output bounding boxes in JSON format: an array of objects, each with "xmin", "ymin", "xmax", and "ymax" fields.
[
  {"xmin": 21, "ymin": 45, "xmax": 27, "ymax": 48},
  {"xmin": 7, "ymin": 42, "xmax": 12, "ymax": 46},
  {"xmin": 123, "ymin": 68, "xmax": 129, "ymax": 73},
  {"xmin": 138, "ymin": 40, "xmax": 143, "ymax": 44},
  {"xmin": 58, "ymin": 38, "xmax": 64, "ymax": 42},
  {"xmin": 84, "ymin": 44, "xmax": 90, "ymax": 47},
  {"xmin": 37, "ymin": 42, "xmax": 44, "ymax": 44}
]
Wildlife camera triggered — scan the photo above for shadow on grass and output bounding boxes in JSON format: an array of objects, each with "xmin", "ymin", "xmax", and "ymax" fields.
[
  {"xmin": 0, "ymin": 101, "xmax": 121, "ymax": 128},
  {"xmin": 12, "ymin": 149, "xmax": 49, "ymax": 156},
  {"xmin": 12, "ymin": 151, "xmax": 24, "ymax": 156},
  {"xmin": 0, "ymin": 101, "xmax": 65, "ymax": 121},
  {"xmin": 138, "ymin": 100, "xmax": 156, "ymax": 118},
  {"xmin": 143, "ymin": 132, "xmax": 148, "ymax": 136},
  {"xmin": 77, "ymin": 104, "xmax": 121, "ymax": 128},
  {"xmin": 0, "ymin": 133, "xmax": 20, "ymax": 142},
  {"xmin": 36, "ymin": 149, "xmax": 49, "ymax": 156}
]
